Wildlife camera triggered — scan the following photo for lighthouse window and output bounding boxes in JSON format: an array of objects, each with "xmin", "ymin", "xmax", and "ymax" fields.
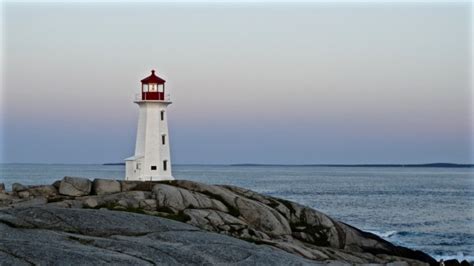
[
  {"xmin": 151, "ymin": 166, "xmax": 157, "ymax": 171},
  {"xmin": 160, "ymin": 111, "xmax": 165, "ymax": 120},
  {"xmin": 163, "ymin": 160, "xmax": 168, "ymax": 171},
  {"xmin": 162, "ymin": 135, "xmax": 166, "ymax": 145},
  {"xmin": 158, "ymin": 84, "xmax": 164, "ymax": 92}
]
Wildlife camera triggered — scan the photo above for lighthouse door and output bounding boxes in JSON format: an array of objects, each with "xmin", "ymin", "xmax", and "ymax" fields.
[{"xmin": 135, "ymin": 162, "xmax": 142, "ymax": 180}]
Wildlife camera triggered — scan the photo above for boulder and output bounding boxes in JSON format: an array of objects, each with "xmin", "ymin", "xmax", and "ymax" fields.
[
  {"xmin": 92, "ymin": 179, "xmax": 121, "ymax": 195},
  {"xmin": 17, "ymin": 191, "xmax": 31, "ymax": 199},
  {"xmin": 139, "ymin": 199, "xmax": 157, "ymax": 211},
  {"xmin": 233, "ymin": 196, "xmax": 292, "ymax": 237},
  {"xmin": 169, "ymin": 181, "xmax": 291, "ymax": 237},
  {"xmin": 184, "ymin": 209, "xmax": 248, "ymax": 232},
  {"xmin": 83, "ymin": 197, "xmax": 99, "ymax": 208},
  {"xmin": 120, "ymin": 181, "xmax": 159, "ymax": 192},
  {"xmin": 222, "ymin": 185, "xmax": 275, "ymax": 205},
  {"xmin": 153, "ymin": 184, "xmax": 228, "ymax": 213},
  {"xmin": 12, "ymin": 183, "xmax": 27, "ymax": 192},
  {"xmin": 27, "ymin": 185, "xmax": 58, "ymax": 198},
  {"xmin": 170, "ymin": 180, "xmax": 238, "ymax": 205},
  {"xmin": 59, "ymin": 177, "xmax": 91, "ymax": 197},
  {"xmin": 89, "ymin": 191, "xmax": 151, "ymax": 210},
  {"xmin": 120, "ymin": 181, "xmax": 139, "ymax": 192},
  {"xmin": 52, "ymin": 180, "xmax": 61, "ymax": 189}
]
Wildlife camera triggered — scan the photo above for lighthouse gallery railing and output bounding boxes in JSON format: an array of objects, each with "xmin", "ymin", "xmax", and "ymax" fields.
[{"xmin": 135, "ymin": 93, "xmax": 171, "ymax": 101}]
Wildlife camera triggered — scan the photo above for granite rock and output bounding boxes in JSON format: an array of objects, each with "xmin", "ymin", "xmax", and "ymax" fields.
[
  {"xmin": 12, "ymin": 183, "xmax": 27, "ymax": 192},
  {"xmin": 0, "ymin": 207, "xmax": 317, "ymax": 265},
  {"xmin": 93, "ymin": 179, "xmax": 121, "ymax": 195},
  {"xmin": 0, "ymin": 178, "xmax": 440, "ymax": 265},
  {"xmin": 59, "ymin": 177, "xmax": 92, "ymax": 196}
]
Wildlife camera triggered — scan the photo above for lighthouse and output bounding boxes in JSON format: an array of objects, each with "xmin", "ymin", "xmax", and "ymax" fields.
[{"xmin": 125, "ymin": 70, "xmax": 174, "ymax": 181}]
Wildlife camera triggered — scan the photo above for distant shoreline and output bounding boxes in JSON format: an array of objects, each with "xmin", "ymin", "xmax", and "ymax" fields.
[
  {"xmin": 102, "ymin": 162, "xmax": 474, "ymax": 168},
  {"xmin": 229, "ymin": 163, "xmax": 474, "ymax": 168}
]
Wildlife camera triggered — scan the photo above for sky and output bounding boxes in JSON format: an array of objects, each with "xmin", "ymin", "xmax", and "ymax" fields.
[{"xmin": 1, "ymin": 1, "xmax": 472, "ymax": 164}]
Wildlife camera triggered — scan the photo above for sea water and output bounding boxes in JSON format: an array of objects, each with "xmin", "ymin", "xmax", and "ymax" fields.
[{"xmin": 1, "ymin": 164, "xmax": 473, "ymax": 262}]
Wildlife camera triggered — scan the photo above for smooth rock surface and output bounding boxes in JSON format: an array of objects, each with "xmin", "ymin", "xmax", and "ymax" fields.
[{"xmin": 0, "ymin": 207, "xmax": 317, "ymax": 265}]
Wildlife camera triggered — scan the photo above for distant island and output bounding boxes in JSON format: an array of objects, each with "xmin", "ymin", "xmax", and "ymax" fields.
[
  {"xmin": 230, "ymin": 163, "xmax": 474, "ymax": 168},
  {"xmin": 104, "ymin": 162, "xmax": 473, "ymax": 168}
]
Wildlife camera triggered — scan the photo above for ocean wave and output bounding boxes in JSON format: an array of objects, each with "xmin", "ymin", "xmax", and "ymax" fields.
[
  {"xmin": 433, "ymin": 252, "xmax": 474, "ymax": 263},
  {"xmin": 368, "ymin": 230, "xmax": 426, "ymax": 239},
  {"xmin": 395, "ymin": 231, "xmax": 412, "ymax": 237},
  {"xmin": 369, "ymin": 230, "xmax": 474, "ymax": 263},
  {"xmin": 368, "ymin": 230, "xmax": 398, "ymax": 238}
]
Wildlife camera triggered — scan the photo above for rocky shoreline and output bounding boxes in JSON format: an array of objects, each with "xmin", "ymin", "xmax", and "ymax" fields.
[{"xmin": 0, "ymin": 177, "xmax": 470, "ymax": 265}]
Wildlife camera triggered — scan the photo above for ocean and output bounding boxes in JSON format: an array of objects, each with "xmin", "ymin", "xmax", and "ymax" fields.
[{"xmin": 1, "ymin": 164, "xmax": 473, "ymax": 262}]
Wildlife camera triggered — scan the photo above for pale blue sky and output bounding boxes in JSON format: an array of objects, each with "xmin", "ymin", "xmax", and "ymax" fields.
[{"xmin": 1, "ymin": 2, "xmax": 472, "ymax": 164}]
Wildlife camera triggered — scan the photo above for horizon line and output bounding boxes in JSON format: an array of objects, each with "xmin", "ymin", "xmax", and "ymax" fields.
[{"xmin": 1, "ymin": 162, "xmax": 473, "ymax": 167}]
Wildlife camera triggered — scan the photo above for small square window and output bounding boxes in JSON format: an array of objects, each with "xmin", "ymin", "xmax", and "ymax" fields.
[{"xmin": 151, "ymin": 166, "xmax": 157, "ymax": 170}]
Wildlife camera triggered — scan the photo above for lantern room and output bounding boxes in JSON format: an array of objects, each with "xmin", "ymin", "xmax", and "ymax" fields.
[{"xmin": 141, "ymin": 70, "xmax": 166, "ymax": 100}]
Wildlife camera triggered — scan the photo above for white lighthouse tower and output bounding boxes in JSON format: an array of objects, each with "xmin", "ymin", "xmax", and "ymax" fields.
[{"xmin": 125, "ymin": 70, "xmax": 174, "ymax": 181}]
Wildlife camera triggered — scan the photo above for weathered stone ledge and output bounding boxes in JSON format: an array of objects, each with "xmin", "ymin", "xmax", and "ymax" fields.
[{"xmin": 0, "ymin": 177, "xmax": 468, "ymax": 266}]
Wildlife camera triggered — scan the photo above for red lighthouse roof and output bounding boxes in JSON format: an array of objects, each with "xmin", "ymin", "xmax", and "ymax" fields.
[{"xmin": 141, "ymin": 70, "xmax": 166, "ymax": 84}]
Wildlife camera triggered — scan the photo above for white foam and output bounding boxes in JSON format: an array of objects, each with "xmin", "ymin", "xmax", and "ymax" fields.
[
  {"xmin": 433, "ymin": 252, "xmax": 474, "ymax": 263},
  {"xmin": 368, "ymin": 230, "xmax": 398, "ymax": 238}
]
